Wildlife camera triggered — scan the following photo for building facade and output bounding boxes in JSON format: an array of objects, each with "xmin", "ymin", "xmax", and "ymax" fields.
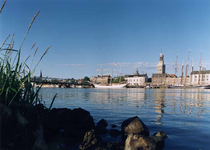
[
  {"xmin": 190, "ymin": 70, "xmax": 210, "ymax": 85},
  {"xmin": 124, "ymin": 69, "xmax": 148, "ymax": 86},
  {"xmin": 90, "ymin": 75, "xmax": 111, "ymax": 84}
]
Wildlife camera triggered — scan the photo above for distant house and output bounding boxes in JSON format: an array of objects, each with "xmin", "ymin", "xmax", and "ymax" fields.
[
  {"xmin": 124, "ymin": 69, "xmax": 148, "ymax": 86},
  {"xmin": 77, "ymin": 79, "xmax": 84, "ymax": 84}
]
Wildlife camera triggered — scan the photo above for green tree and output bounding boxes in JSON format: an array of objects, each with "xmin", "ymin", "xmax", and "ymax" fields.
[
  {"xmin": 83, "ymin": 76, "xmax": 90, "ymax": 81},
  {"xmin": 70, "ymin": 78, "xmax": 75, "ymax": 83}
]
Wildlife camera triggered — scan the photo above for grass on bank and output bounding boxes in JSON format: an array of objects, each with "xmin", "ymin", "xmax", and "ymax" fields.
[{"xmin": 0, "ymin": 6, "xmax": 54, "ymax": 108}]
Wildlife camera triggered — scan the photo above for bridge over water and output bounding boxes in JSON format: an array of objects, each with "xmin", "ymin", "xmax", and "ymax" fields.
[{"xmin": 31, "ymin": 81, "xmax": 94, "ymax": 88}]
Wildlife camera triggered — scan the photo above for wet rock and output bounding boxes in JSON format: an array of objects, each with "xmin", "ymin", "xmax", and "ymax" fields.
[
  {"xmin": 111, "ymin": 124, "xmax": 117, "ymax": 128},
  {"xmin": 121, "ymin": 116, "xmax": 150, "ymax": 141},
  {"xmin": 153, "ymin": 131, "xmax": 168, "ymax": 139},
  {"xmin": 94, "ymin": 126, "xmax": 108, "ymax": 135},
  {"xmin": 109, "ymin": 129, "xmax": 121, "ymax": 137},
  {"xmin": 107, "ymin": 142, "xmax": 125, "ymax": 150},
  {"xmin": 79, "ymin": 130, "xmax": 101, "ymax": 150},
  {"xmin": 63, "ymin": 108, "xmax": 95, "ymax": 143},
  {"xmin": 124, "ymin": 133, "xmax": 166, "ymax": 150},
  {"xmin": 44, "ymin": 108, "xmax": 95, "ymax": 145},
  {"xmin": 151, "ymin": 136, "xmax": 165, "ymax": 150},
  {"xmin": 97, "ymin": 119, "xmax": 108, "ymax": 128},
  {"xmin": 124, "ymin": 134, "xmax": 156, "ymax": 150}
]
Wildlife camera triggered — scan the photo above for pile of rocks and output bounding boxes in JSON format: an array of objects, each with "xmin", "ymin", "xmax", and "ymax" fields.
[
  {"xmin": 79, "ymin": 116, "xmax": 167, "ymax": 150},
  {"xmin": 1, "ymin": 104, "xmax": 167, "ymax": 150}
]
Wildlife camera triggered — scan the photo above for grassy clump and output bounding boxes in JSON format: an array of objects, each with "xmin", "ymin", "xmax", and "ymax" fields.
[
  {"xmin": 0, "ymin": 5, "xmax": 55, "ymax": 149},
  {"xmin": 0, "ymin": 10, "xmax": 51, "ymax": 107}
]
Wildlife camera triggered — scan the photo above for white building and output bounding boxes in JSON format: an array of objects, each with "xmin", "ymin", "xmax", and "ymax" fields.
[
  {"xmin": 124, "ymin": 69, "xmax": 148, "ymax": 86},
  {"xmin": 190, "ymin": 70, "xmax": 210, "ymax": 85}
]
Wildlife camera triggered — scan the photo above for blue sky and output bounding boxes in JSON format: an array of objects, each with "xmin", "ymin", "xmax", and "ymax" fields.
[{"xmin": 1, "ymin": 0, "xmax": 210, "ymax": 79}]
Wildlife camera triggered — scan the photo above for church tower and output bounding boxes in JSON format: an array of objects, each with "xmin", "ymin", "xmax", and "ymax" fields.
[
  {"xmin": 40, "ymin": 70, "xmax": 42, "ymax": 78},
  {"xmin": 157, "ymin": 51, "xmax": 166, "ymax": 74}
]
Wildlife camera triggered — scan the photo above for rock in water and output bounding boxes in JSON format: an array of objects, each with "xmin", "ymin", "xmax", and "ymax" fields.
[
  {"xmin": 153, "ymin": 131, "xmax": 168, "ymax": 139},
  {"xmin": 111, "ymin": 124, "xmax": 117, "ymax": 128},
  {"xmin": 79, "ymin": 130, "xmax": 100, "ymax": 150},
  {"xmin": 109, "ymin": 129, "xmax": 121, "ymax": 137},
  {"xmin": 121, "ymin": 116, "xmax": 150, "ymax": 141},
  {"xmin": 97, "ymin": 119, "xmax": 108, "ymax": 128}
]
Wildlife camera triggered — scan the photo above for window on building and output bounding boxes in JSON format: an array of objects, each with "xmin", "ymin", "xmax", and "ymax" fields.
[{"xmin": 195, "ymin": 76, "xmax": 197, "ymax": 78}]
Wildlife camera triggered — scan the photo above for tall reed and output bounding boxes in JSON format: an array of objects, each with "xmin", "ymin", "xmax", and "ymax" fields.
[{"xmin": 0, "ymin": 10, "xmax": 51, "ymax": 107}]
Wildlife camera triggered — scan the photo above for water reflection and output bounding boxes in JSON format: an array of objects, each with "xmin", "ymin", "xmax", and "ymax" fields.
[
  {"xmin": 39, "ymin": 88, "xmax": 210, "ymax": 123},
  {"xmin": 39, "ymin": 88, "xmax": 210, "ymax": 149}
]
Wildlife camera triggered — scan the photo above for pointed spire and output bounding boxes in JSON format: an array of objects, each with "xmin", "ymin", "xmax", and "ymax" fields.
[
  {"xmin": 40, "ymin": 70, "xmax": 42, "ymax": 78},
  {"xmin": 135, "ymin": 68, "xmax": 139, "ymax": 75}
]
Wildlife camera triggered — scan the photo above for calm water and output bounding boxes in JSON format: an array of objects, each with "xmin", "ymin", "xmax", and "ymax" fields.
[{"xmin": 40, "ymin": 88, "xmax": 210, "ymax": 150}]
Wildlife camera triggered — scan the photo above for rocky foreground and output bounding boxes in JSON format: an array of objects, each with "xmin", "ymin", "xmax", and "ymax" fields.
[{"xmin": 1, "ymin": 103, "xmax": 167, "ymax": 150}]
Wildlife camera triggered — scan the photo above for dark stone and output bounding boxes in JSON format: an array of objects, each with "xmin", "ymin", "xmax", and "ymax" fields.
[
  {"xmin": 97, "ymin": 119, "xmax": 108, "ymax": 128},
  {"xmin": 121, "ymin": 116, "xmax": 150, "ymax": 141},
  {"xmin": 153, "ymin": 131, "xmax": 168, "ymax": 139},
  {"xmin": 62, "ymin": 108, "xmax": 95, "ymax": 142},
  {"xmin": 107, "ymin": 142, "xmax": 125, "ymax": 150},
  {"xmin": 44, "ymin": 108, "xmax": 95, "ymax": 145},
  {"xmin": 94, "ymin": 126, "xmax": 108, "ymax": 135},
  {"xmin": 151, "ymin": 136, "xmax": 165, "ymax": 150},
  {"xmin": 79, "ymin": 130, "xmax": 101, "ymax": 150},
  {"xmin": 109, "ymin": 129, "xmax": 121, "ymax": 137},
  {"xmin": 111, "ymin": 124, "xmax": 117, "ymax": 128}
]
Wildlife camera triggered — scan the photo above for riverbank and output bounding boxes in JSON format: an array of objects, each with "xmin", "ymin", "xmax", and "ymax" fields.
[{"xmin": 1, "ymin": 102, "xmax": 167, "ymax": 150}]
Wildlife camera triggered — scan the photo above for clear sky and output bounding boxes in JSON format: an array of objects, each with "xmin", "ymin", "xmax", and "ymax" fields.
[{"xmin": 1, "ymin": 0, "xmax": 210, "ymax": 79}]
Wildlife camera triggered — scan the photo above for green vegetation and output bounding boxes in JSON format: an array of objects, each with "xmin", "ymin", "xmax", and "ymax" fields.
[
  {"xmin": 70, "ymin": 78, "xmax": 75, "ymax": 83},
  {"xmin": 0, "ymin": 2, "xmax": 58, "ymax": 149},
  {"xmin": 83, "ymin": 76, "xmax": 90, "ymax": 82},
  {"xmin": 0, "ymin": 10, "xmax": 51, "ymax": 106}
]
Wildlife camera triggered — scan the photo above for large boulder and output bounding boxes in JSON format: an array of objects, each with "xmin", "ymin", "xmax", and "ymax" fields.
[
  {"xmin": 121, "ymin": 116, "xmax": 150, "ymax": 141},
  {"xmin": 125, "ymin": 134, "xmax": 156, "ymax": 150},
  {"xmin": 124, "ymin": 132, "xmax": 167, "ymax": 150},
  {"xmin": 62, "ymin": 108, "xmax": 95, "ymax": 142},
  {"xmin": 44, "ymin": 108, "xmax": 95, "ymax": 145}
]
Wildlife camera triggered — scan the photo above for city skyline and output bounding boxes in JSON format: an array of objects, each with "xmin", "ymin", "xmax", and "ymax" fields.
[{"xmin": 1, "ymin": 0, "xmax": 210, "ymax": 79}]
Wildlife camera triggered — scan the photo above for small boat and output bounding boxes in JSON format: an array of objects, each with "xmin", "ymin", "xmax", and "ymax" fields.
[
  {"xmin": 168, "ymin": 84, "xmax": 184, "ymax": 88},
  {"xmin": 202, "ymin": 85, "xmax": 210, "ymax": 89},
  {"xmin": 94, "ymin": 84, "xmax": 127, "ymax": 89}
]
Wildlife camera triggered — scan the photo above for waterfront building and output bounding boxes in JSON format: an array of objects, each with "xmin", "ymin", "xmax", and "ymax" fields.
[
  {"xmin": 124, "ymin": 68, "xmax": 148, "ymax": 86},
  {"xmin": 90, "ymin": 75, "xmax": 111, "ymax": 84},
  {"xmin": 190, "ymin": 70, "xmax": 210, "ymax": 85},
  {"xmin": 77, "ymin": 79, "xmax": 84, "ymax": 84}
]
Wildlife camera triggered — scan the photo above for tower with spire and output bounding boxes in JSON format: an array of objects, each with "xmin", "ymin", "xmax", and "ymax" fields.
[
  {"xmin": 157, "ymin": 51, "xmax": 166, "ymax": 74},
  {"xmin": 40, "ymin": 70, "xmax": 42, "ymax": 78}
]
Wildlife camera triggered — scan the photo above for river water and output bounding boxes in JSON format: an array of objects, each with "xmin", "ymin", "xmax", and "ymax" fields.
[{"xmin": 40, "ymin": 88, "xmax": 210, "ymax": 150}]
